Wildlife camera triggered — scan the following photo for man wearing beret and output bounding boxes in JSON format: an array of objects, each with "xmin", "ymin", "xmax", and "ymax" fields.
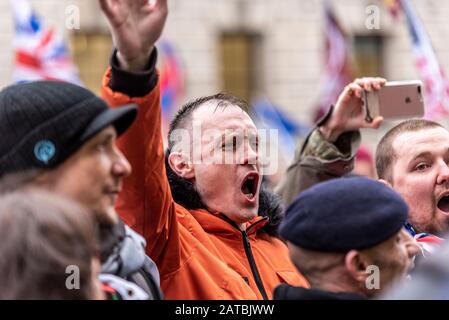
[
  {"xmin": 276, "ymin": 77, "xmax": 444, "ymax": 255},
  {"xmin": 274, "ymin": 177, "xmax": 420, "ymax": 300}
]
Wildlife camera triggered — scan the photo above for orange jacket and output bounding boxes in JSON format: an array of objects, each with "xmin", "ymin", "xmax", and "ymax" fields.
[{"xmin": 102, "ymin": 69, "xmax": 309, "ymax": 300}]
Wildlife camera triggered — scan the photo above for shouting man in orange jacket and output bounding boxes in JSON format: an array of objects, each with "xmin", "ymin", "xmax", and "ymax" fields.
[{"xmin": 100, "ymin": 0, "xmax": 308, "ymax": 299}]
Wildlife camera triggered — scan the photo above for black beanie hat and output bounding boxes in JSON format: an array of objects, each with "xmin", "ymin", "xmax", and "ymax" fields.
[
  {"xmin": 279, "ymin": 177, "xmax": 409, "ymax": 252},
  {"xmin": 0, "ymin": 80, "xmax": 137, "ymax": 177}
]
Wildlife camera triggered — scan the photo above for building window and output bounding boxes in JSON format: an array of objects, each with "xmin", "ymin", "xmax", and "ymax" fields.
[
  {"xmin": 70, "ymin": 33, "xmax": 112, "ymax": 94},
  {"xmin": 219, "ymin": 33, "xmax": 260, "ymax": 104},
  {"xmin": 352, "ymin": 35, "xmax": 384, "ymax": 78}
]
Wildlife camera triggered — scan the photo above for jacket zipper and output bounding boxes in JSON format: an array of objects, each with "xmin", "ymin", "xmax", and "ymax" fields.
[
  {"xmin": 241, "ymin": 229, "xmax": 269, "ymax": 300},
  {"xmin": 219, "ymin": 214, "xmax": 270, "ymax": 300}
]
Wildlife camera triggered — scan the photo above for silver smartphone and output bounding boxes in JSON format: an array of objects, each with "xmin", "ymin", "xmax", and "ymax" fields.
[{"xmin": 364, "ymin": 80, "xmax": 425, "ymax": 122}]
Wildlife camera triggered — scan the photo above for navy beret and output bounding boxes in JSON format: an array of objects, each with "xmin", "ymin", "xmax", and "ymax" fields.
[{"xmin": 279, "ymin": 177, "xmax": 409, "ymax": 252}]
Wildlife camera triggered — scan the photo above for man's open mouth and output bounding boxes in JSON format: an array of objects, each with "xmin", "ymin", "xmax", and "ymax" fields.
[
  {"xmin": 241, "ymin": 173, "xmax": 259, "ymax": 200},
  {"xmin": 437, "ymin": 194, "xmax": 449, "ymax": 213}
]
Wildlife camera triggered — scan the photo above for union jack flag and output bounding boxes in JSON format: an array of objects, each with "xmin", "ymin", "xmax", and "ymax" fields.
[
  {"xmin": 10, "ymin": 0, "xmax": 82, "ymax": 85},
  {"xmin": 405, "ymin": 223, "xmax": 444, "ymax": 256}
]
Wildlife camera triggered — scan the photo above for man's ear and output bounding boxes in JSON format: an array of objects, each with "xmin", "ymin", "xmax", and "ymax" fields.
[
  {"xmin": 378, "ymin": 178, "xmax": 393, "ymax": 189},
  {"xmin": 344, "ymin": 250, "xmax": 369, "ymax": 284},
  {"xmin": 168, "ymin": 152, "xmax": 195, "ymax": 179}
]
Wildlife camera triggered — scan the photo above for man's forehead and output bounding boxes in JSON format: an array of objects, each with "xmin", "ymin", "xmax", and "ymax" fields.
[
  {"xmin": 392, "ymin": 127, "xmax": 449, "ymax": 160},
  {"xmin": 192, "ymin": 102, "xmax": 256, "ymax": 130}
]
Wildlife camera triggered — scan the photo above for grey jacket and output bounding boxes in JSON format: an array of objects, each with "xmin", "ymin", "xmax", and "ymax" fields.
[{"xmin": 101, "ymin": 221, "xmax": 163, "ymax": 300}]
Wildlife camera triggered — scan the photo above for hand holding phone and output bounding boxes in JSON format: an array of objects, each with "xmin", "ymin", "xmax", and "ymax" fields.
[{"xmin": 319, "ymin": 77, "xmax": 386, "ymax": 142}]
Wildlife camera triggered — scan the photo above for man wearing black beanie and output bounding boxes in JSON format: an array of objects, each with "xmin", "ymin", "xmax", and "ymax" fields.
[
  {"xmin": 274, "ymin": 177, "xmax": 420, "ymax": 300},
  {"xmin": 0, "ymin": 0, "xmax": 168, "ymax": 300}
]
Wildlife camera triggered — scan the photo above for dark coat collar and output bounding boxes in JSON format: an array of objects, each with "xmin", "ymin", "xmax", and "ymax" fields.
[{"xmin": 274, "ymin": 284, "xmax": 367, "ymax": 300}]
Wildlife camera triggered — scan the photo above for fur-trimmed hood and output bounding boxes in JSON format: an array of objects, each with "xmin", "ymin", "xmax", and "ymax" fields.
[{"xmin": 165, "ymin": 152, "xmax": 283, "ymax": 237}]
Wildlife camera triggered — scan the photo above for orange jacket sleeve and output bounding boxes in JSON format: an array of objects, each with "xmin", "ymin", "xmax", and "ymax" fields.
[{"xmin": 101, "ymin": 68, "xmax": 180, "ymax": 275}]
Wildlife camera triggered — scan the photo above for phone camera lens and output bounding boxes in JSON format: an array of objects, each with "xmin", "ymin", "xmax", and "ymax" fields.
[{"xmin": 405, "ymin": 97, "xmax": 411, "ymax": 103}]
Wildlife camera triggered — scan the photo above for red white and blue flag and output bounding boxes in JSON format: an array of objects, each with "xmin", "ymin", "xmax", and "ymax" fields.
[
  {"xmin": 157, "ymin": 39, "xmax": 184, "ymax": 144},
  {"xmin": 158, "ymin": 40, "xmax": 184, "ymax": 124},
  {"xmin": 390, "ymin": 0, "xmax": 449, "ymax": 120},
  {"xmin": 405, "ymin": 222, "xmax": 444, "ymax": 256},
  {"xmin": 10, "ymin": 0, "xmax": 82, "ymax": 85},
  {"xmin": 313, "ymin": 0, "xmax": 353, "ymax": 122}
]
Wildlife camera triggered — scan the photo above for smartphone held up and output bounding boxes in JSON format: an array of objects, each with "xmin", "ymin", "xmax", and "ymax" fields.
[{"xmin": 363, "ymin": 80, "xmax": 425, "ymax": 122}]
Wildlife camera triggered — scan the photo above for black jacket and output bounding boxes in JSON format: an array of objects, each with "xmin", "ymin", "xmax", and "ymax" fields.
[{"xmin": 274, "ymin": 284, "xmax": 366, "ymax": 300}]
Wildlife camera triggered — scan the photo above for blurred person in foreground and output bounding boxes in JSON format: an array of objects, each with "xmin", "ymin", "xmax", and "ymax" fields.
[
  {"xmin": 99, "ymin": 0, "xmax": 308, "ymax": 299},
  {"xmin": 274, "ymin": 177, "xmax": 420, "ymax": 300},
  {"xmin": 276, "ymin": 78, "xmax": 444, "ymax": 255},
  {"xmin": 382, "ymin": 236, "xmax": 449, "ymax": 299},
  {"xmin": 0, "ymin": 191, "xmax": 103, "ymax": 300}
]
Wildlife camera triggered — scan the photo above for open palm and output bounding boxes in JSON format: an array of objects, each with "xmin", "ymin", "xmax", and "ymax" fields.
[{"xmin": 99, "ymin": 0, "xmax": 168, "ymax": 70}]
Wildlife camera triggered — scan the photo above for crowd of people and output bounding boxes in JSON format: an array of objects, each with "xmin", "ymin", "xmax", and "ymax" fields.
[{"xmin": 1, "ymin": 0, "xmax": 449, "ymax": 300}]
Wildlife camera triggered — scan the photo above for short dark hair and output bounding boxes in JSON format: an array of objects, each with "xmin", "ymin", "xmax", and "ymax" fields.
[
  {"xmin": 167, "ymin": 93, "xmax": 249, "ymax": 152},
  {"xmin": 375, "ymin": 119, "xmax": 444, "ymax": 181},
  {"xmin": 0, "ymin": 190, "xmax": 99, "ymax": 299}
]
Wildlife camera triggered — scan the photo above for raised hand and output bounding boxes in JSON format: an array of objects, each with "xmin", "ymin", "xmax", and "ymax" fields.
[
  {"xmin": 319, "ymin": 77, "xmax": 386, "ymax": 142},
  {"xmin": 99, "ymin": 0, "xmax": 168, "ymax": 71}
]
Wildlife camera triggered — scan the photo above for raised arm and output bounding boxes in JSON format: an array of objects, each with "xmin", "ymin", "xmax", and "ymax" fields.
[
  {"xmin": 99, "ymin": 0, "xmax": 179, "ymax": 272},
  {"xmin": 276, "ymin": 77, "xmax": 386, "ymax": 205}
]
